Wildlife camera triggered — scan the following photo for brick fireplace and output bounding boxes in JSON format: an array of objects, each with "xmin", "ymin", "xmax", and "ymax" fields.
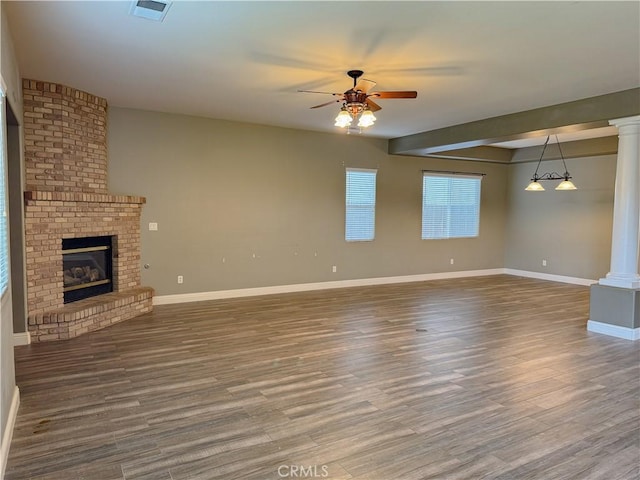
[{"xmin": 23, "ymin": 80, "xmax": 153, "ymax": 342}]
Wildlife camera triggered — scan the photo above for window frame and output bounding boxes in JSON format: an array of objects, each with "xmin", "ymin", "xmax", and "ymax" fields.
[
  {"xmin": 0, "ymin": 78, "xmax": 8, "ymax": 298},
  {"xmin": 421, "ymin": 171, "xmax": 483, "ymax": 241},
  {"xmin": 345, "ymin": 167, "xmax": 377, "ymax": 242}
]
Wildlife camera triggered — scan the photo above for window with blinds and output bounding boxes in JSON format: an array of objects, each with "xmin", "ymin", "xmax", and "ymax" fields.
[
  {"xmin": 0, "ymin": 86, "xmax": 8, "ymax": 295},
  {"xmin": 345, "ymin": 168, "xmax": 377, "ymax": 242},
  {"xmin": 422, "ymin": 172, "xmax": 482, "ymax": 240}
]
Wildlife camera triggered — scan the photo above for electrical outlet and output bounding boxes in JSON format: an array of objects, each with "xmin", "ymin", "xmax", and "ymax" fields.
[
  {"xmin": 332, "ymin": 265, "xmax": 337, "ymax": 273},
  {"xmin": 542, "ymin": 259, "xmax": 547, "ymax": 267},
  {"xmin": 177, "ymin": 275, "xmax": 183, "ymax": 284},
  {"xmin": 148, "ymin": 222, "xmax": 158, "ymax": 231},
  {"xmin": 450, "ymin": 258, "xmax": 454, "ymax": 265}
]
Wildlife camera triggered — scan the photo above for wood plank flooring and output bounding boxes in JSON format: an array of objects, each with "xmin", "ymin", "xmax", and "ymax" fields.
[{"xmin": 5, "ymin": 275, "xmax": 640, "ymax": 480}]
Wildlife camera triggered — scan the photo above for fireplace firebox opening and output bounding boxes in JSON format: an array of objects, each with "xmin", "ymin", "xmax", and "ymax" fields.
[{"xmin": 62, "ymin": 236, "xmax": 114, "ymax": 303}]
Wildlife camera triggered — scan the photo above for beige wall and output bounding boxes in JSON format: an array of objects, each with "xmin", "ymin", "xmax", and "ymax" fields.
[
  {"xmin": 1, "ymin": 9, "xmax": 22, "ymax": 120},
  {"xmin": 504, "ymin": 154, "xmax": 616, "ymax": 279},
  {"xmin": 108, "ymin": 108, "xmax": 617, "ymax": 295},
  {"xmin": 108, "ymin": 107, "xmax": 508, "ymax": 296}
]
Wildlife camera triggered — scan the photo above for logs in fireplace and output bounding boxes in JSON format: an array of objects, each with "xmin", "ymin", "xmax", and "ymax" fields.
[{"xmin": 62, "ymin": 236, "xmax": 114, "ymax": 303}]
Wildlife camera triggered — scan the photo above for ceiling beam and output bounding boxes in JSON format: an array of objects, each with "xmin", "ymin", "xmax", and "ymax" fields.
[
  {"xmin": 419, "ymin": 146, "xmax": 513, "ymax": 163},
  {"xmin": 389, "ymin": 88, "xmax": 640, "ymax": 156}
]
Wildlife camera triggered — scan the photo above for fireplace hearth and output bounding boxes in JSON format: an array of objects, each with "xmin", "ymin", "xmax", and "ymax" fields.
[{"xmin": 62, "ymin": 236, "xmax": 114, "ymax": 303}]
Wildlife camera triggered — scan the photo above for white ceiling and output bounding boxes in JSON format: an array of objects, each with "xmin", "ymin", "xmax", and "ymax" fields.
[{"xmin": 5, "ymin": 1, "xmax": 640, "ymax": 140}]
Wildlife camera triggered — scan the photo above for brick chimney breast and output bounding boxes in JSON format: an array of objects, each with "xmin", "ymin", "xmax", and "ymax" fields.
[
  {"xmin": 23, "ymin": 79, "xmax": 108, "ymax": 194},
  {"xmin": 22, "ymin": 79, "xmax": 153, "ymax": 342}
]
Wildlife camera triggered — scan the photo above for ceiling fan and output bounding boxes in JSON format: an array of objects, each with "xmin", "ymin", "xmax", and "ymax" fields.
[{"xmin": 299, "ymin": 70, "xmax": 418, "ymax": 129}]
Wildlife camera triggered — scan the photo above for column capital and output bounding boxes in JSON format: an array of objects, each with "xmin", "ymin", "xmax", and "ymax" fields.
[{"xmin": 609, "ymin": 115, "xmax": 640, "ymax": 128}]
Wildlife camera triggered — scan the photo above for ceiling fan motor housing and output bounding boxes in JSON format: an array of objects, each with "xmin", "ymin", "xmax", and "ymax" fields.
[
  {"xmin": 343, "ymin": 90, "xmax": 367, "ymax": 115},
  {"xmin": 344, "ymin": 91, "xmax": 367, "ymax": 103}
]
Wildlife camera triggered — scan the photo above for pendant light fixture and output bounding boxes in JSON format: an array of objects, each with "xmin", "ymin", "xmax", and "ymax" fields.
[{"xmin": 525, "ymin": 135, "xmax": 577, "ymax": 192}]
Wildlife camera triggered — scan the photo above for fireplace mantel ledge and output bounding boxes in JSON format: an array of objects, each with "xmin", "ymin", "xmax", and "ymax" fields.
[{"xmin": 24, "ymin": 191, "xmax": 146, "ymax": 205}]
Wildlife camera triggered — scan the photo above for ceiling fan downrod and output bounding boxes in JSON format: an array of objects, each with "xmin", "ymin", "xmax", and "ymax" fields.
[{"xmin": 347, "ymin": 70, "xmax": 364, "ymax": 88}]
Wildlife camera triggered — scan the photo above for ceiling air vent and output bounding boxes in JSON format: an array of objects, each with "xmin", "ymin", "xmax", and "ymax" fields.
[{"xmin": 130, "ymin": 0, "xmax": 172, "ymax": 22}]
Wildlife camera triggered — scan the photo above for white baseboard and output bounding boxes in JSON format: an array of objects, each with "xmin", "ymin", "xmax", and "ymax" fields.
[
  {"xmin": 153, "ymin": 268, "xmax": 505, "ymax": 305},
  {"xmin": 13, "ymin": 332, "xmax": 30, "ymax": 346},
  {"xmin": 153, "ymin": 268, "xmax": 598, "ymax": 306},
  {"xmin": 504, "ymin": 269, "xmax": 596, "ymax": 287},
  {"xmin": 587, "ymin": 320, "xmax": 640, "ymax": 341},
  {"xmin": 0, "ymin": 387, "xmax": 20, "ymax": 479}
]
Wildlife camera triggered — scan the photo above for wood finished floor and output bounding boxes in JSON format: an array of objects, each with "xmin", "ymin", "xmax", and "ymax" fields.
[{"xmin": 6, "ymin": 275, "xmax": 640, "ymax": 480}]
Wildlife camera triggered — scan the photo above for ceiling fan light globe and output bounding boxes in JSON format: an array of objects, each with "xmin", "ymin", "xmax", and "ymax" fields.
[
  {"xmin": 362, "ymin": 110, "xmax": 376, "ymax": 121},
  {"xmin": 357, "ymin": 109, "xmax": 376, "ymax": 127},
  {"xmin": 334, "ymin": 109, "xmax": 352, "ymax": 128}
]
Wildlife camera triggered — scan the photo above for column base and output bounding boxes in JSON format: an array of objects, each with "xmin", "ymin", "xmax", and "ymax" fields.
[
  {"xmin": 599, "ymin": 273, "xmax": 640, "ymax": 289},
  {"xmin": 588, "ymin": 284, "xmax": 640, "ymax": 340}
]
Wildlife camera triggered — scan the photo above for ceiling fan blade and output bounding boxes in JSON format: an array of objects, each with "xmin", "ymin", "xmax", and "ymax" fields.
[
  {"xmin": 354, "ymin": 78, "xmax": 376, "ymax": 93},
  {"xmin": 298, "ymin": 90, "xmax": 342, "ymax": 95},
  {"xmin": 310, "ymin": 99, "xmax": 342, "ymax": 109},
  {"xmin": 372, "ymin": 91, "xmax": 418, "ymax": 99},
  {"xmin": 365, "ymin": 98, "xmax": 382, "ymax": 112}
]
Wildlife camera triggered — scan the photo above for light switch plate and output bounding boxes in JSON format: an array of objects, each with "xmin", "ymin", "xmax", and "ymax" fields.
[{"xmin": 149, "ymin": 222, "xmax": 158, "ymax": 231}]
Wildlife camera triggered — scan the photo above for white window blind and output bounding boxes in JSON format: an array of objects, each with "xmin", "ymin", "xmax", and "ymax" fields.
[
  {"xmin": 422, "ymin": 172, "xmax": 482, "ymax": 240},
  {"xmin": 345, "ymin": 168, "xmax": 377, "ymax": 242},
  {"xmin": 0, "ymin": 84, "xmax": 8, "ymax": 295}
]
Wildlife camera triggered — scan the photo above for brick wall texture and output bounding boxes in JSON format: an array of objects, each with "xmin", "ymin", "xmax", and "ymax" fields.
[{"xmin": 23, "ymin": 79, "xmax": 108, "ymax": 193}]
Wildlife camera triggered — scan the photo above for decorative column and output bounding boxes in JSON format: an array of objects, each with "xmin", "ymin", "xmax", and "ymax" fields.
[
  {"xmin": 588, "ymin": 115, "xmax": 640, "ymax": 340},
  {"xmin": 599, "ymin": 115, "xmax": 640, "ymax": 288}
]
